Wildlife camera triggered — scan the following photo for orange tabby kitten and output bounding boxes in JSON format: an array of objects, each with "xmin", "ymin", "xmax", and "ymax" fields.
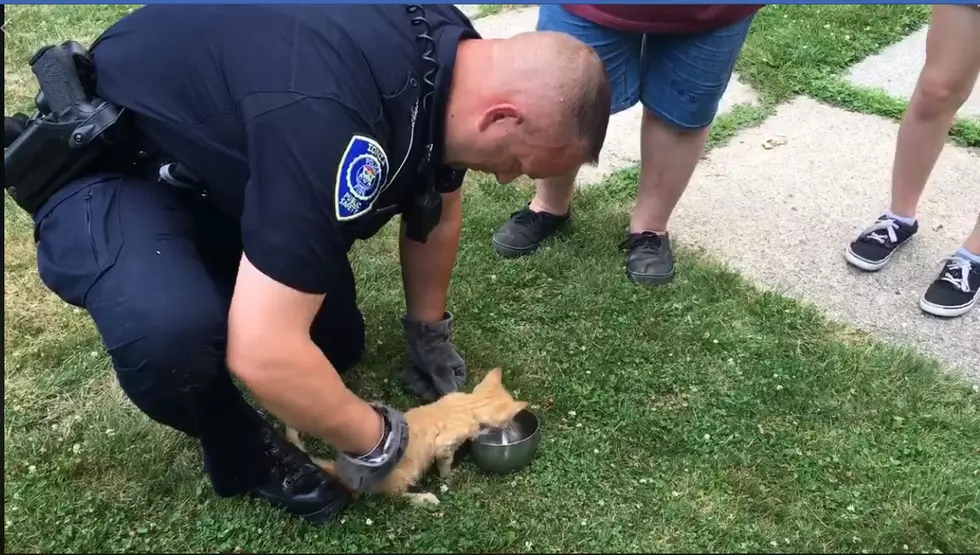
[{"xmin": 285, "ymin": 367, "xmax": 527, "ymax": 506}]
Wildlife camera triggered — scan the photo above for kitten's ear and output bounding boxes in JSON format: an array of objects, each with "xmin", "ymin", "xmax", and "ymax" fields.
[
  {"xmin": 511, "ymin": 400, "xmax": 529, "ymax": 415},
  {"xmin": 475, "ymin": 367, "xmax": 504, "ymax": 392}
]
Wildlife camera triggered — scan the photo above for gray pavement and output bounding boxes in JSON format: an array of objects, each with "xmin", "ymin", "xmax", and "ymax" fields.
[
  {"xmin": 846, "ymin": 26, "xmax": 980, "ymax": 119},
  {"xmin": 466, "ymin": 7, "xmax": 980, "ymax": 380},
  {"xmin": 454, "ymin": 4, "xmax": 482, "ymax": 20},
  {"xmin": 469, "ymin": 5, "xmax": 538, "ymax": 38}
]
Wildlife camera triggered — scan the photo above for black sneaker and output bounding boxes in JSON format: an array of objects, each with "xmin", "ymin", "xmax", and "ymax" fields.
[
  {"xmin": 845, "ymin": 214, "xmax": 918, "ymax": 271},
  {"xmin": 919, "ymin": 256, "xmax": 980, "ymax": 318},
  {"xmin": 249, "ymin": 425, "xmax": 352, "ymax": 525},
  {"xmin": 620, "ymin": 231, "xmax": 674, "ymax": 285},
  {"xmin": 491, "ymin": 205, "xmax": 570, "ymax": 258}
]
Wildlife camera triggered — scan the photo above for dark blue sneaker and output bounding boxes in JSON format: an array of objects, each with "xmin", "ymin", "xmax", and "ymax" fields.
[
  {"xmin": 919, "ymin": 256, "xmax": 980, "ymax": 318},
  {"xmin": 845, "ymin": 214, "xmax": 918, "ymax": 271}
]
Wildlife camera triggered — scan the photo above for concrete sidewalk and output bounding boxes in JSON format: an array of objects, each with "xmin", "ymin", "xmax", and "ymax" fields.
[
  {"xmin": 846, "ymin": 26, "xmax": 980, "ymax": 119},
  {"xmin": 675, "ymin": 97, "xmax": 978, "ymax": 380},
  {"xmin": 465, "ymin": 6, "xmax": 980, "ymax": 380}
]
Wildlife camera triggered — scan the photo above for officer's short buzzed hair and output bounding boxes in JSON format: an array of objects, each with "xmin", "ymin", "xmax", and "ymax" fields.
[
  {"xmin": 504, "ymin": 31, "xmax": 612, "ymax": 166},
  {"xmin": 571, "ymin": 55, "xmax": 611, "ymax": 166}
]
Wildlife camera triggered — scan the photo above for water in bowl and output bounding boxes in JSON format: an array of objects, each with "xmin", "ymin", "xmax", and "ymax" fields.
[{"xmin": 475, "ymin": 421, "xmax": 524, "ymax": 446}]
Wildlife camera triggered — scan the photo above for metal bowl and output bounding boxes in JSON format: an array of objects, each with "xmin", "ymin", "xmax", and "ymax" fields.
[{"xmin": 467, "ymin": 409, "xmax": 541, "ymax": 474}]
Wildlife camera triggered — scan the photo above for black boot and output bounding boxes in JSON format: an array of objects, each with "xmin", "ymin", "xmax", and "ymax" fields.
[
  {"xmin": 189, "ymin": 375, "xmax": 352, "ymax": 524},
  {"xmin": 248, "ymin": 424, "xmax": 352, "ymax": 524}
]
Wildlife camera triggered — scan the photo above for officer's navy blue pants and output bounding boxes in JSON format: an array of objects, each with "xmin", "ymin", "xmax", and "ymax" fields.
[{"xmin": 32, "ymin": 172, "xmax": 366, "ymax": 488}]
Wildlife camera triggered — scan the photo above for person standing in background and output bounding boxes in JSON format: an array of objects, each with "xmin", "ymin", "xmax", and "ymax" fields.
[
  {"xmin": 490, "ymin": 4, "xmax": 762, "ymax": 285},
  {"xmin": 845, "ymin": 4, "xmax": 980, "ymax": 318}
]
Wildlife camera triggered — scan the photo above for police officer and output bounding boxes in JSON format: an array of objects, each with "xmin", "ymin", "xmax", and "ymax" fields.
[{"xmin": 4, "ymin": 4, "xmax": 610, "ymax": 523}]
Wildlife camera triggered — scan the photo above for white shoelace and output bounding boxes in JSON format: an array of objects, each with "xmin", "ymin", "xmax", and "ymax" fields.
[
  {"xmin": 939, "ymin": 257, "xmax": 974, "ymax": 293},
  {"xmin": 860, "ymin": 218, "xmax": 900, "ymax": 245}
]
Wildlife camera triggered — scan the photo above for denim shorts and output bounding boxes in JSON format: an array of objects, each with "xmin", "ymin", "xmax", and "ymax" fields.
[{"xmin": 536, "ymin": 5, "xmax": 755, "ymax": 130}]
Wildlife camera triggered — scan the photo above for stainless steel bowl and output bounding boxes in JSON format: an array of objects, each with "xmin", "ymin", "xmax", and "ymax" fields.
[{"xmin": 468, "ymin": 409, "xmax": 541, "ymax": 474}]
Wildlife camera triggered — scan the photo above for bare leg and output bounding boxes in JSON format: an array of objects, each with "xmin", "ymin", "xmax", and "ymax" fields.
[
  {"xmin": 961, "ymin": 214, "xmax": 980, "ymax": 256},
  {"xmin": 525, "ymin": 106, "xmax": 710, "ymax": 233},
  {"xmin": 911, "ymin": 8, "xmax": 980, "ymax": 317},
  {"xmin": 629, "ymin": 109, "xmax": 711, "ymax": 234},
  {"xmin": 889, "ymin": 5, "xmax": 980, "ymax": 219},
  {"xmin": 529, "ymin": 170, "xmax": 578, "ymax": 216},
  {"xmin": 617, "ymin": 109, "xmax": 712, "ymax": 285},
  {"xmin": 846, "ymin": 7, "xmax": 980, "ymax": 273}
]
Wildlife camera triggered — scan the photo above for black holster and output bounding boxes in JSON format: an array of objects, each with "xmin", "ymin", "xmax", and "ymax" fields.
[{"xmin": 4, "ymin": 41, "xmax": 134, "ymax": 214}]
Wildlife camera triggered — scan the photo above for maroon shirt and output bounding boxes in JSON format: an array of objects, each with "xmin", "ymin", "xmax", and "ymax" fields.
[{"xmin": 563, "ymin": 4, "xmax": 764, "ymax": 34}]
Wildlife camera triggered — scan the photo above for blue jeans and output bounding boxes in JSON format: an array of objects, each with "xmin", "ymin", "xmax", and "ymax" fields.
[{"xmin": 537, "ymin": 5, "xmax": 755, "ymax": 129}]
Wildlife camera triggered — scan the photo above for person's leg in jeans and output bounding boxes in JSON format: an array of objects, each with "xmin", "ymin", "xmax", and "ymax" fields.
[
  {"xmin": 622, "ymin": 17, "xmax": 753, "ymax": 285},
  {"xmin": 845, "ymin": 5, "xmax": 980, "ymax": 276},
  {"xmin": 491, "ymin": 4, "xmax": 642, "ymax": 258},
  {"xmin": 32, "ymin": 174, "xmax": 352, "ymax": 522}
]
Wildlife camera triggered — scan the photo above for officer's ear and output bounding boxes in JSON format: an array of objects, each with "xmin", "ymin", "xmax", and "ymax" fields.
[{"xmin": 478, "ymin": 103, "xmax": 523, "ymax": 132}]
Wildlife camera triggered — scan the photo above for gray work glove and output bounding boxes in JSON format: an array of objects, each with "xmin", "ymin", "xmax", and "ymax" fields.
[
  {"xmin": 334, "ymin": 403, "xmax": 409, "ymax": 493},
  {"xmin": 400, "ymin": 311, "xmax": 467, "ymax": 402}
]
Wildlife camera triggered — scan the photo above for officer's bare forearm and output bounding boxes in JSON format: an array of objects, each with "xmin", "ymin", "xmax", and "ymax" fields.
[
  {"xmin": 226, "ymin": 256, "xmax": 383, "ymax": 456},
  {"xmin": 399, "ymin": 190, "xmax": 462, "ymax": 322},
  {"xmin": 228, "ymin": 337, "xmax": 383, "ymax": 455}
]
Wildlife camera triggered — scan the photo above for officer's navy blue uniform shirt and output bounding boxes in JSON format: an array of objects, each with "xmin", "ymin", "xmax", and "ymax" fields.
[{"xmin": 88, "ymin": 4, "xmax": 478, "ymax": 294}]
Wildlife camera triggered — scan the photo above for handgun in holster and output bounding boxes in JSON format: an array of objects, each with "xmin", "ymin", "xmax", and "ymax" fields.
[{"xmin": 3, "ymin": 40, "xmax": 131, "ymax": 214}]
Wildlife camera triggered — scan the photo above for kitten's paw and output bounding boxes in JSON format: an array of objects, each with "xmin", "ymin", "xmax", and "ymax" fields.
[
  {"xmin": 436, "ymin": 456, "xmax": 454, "ymax": 479},
  {"xmin": 404, "ymin": 492, "xmax": 440, "ymax": 506}
]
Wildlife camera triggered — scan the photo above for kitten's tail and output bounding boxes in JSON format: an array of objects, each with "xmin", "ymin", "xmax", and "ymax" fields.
[
  {"xmin": 316, "ymin": 459, "xmax": 338, "ymax": 475},
  {"xmin": 285, "ymin": 426, "xmax": 338, "ymax": 476},
  {"xmin": 285, "ymin": 426, "xmax": 307, "ymax": 451}
]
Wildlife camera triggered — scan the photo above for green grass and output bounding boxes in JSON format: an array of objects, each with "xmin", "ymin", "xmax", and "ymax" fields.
[
  {"xmin": 805, "ymin": 76, "xmax": 980, "ymax": 149},
  {"xmin": 736, "ymin": 4, "xmax": 979, "ymax": 147},
  {"xmin": 7, "ymin": 168, "xmax": 980, "ymax": 553},
  {"xmin": 5, "ymin": 4, "xmax": 980, "ymax": 554},
  {"xmin": 702, "ymin": 103, "xmax": 777, "ymax": 153}
]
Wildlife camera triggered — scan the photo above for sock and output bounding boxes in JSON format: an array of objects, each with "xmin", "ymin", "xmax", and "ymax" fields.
[
  {"xmin": 953, "ymin": 246, "xmax": 980, "ymax": 265},
  {"xmin": 884, "ymin": 209, "xmax": 916, "ymax": 226}
]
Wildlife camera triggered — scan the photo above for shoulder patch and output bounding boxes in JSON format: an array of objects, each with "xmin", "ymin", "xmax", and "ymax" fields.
[{"xmin": 335, "ymin": 135, "xmax": 390, "ymax": 221}]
